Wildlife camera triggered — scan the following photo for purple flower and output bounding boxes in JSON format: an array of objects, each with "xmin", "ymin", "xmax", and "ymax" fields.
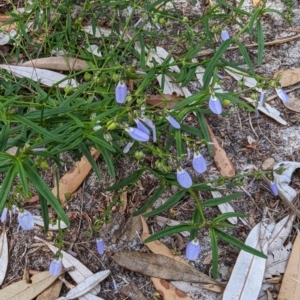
[
  {"xmin": 140, "ymin": 118, "xmax": 156, "ymax": 142},
  {"xmin": 221, "ymin": 30, "xmax": 230, "ymax": 41},
  {"xmin": 177, "ymin": 167, "xmax": 192, "ymax": 188},
  {"xmin": 135, "ymin": 119, "xmax": 150, "ymax": 135},
  {"xmin": 192, "ymin": 152, "xmax": 207, "ymax": 174},
  {"xmin": 270, "ymin": 182, "xmax": 278, "ymax": 196},
  {"xmin": 166, "ymin": 115, "xmax": 181, "ymax": 129},
  {"xmin": 115, "ymin": 81, "xmax": 128, "ymax": 104},
  {"xmin": 258, "ymin": 92, "xmax": 265, "ymax": 107},
  {"xmin": 1, "ymin": 208, "xmax": 7, "ymax": 223},
  {"xmin": 18, "ymin": 210, "xmax": 34, "ymax": 230},
  {"xmin": 49, "ymin": 259, "xmax": 62, "ymax": 276},
  {"xmin": 186, "ymin": 239, "xmax": 201, "ymax": 260},
  {"xmin": 275, "ymin": 88, "xmax": 289, "ymax": 103},
  {"xmin": 125, "ymin": 127, "xmax": 150, "ymax": 142},
  {"xmin": 96, "ymin": 238, "xmax": 105, "ymax": 255},
  {"xmin": 209, "ymin": 96, "xmax": 222, "ymax": 115},
  {"xmin": 123, "ymin": 142, "xmax": 134, "ymax": 153}
]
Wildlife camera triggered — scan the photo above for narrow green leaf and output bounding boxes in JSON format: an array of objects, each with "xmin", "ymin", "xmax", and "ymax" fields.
[
  {"xmin": 195, "ymin": 110, "xmax": 213, "ymax": 156},
  {"xmin": 12, "ymin": 115, "xmax": 64, "ymax": 143},
  {"xmin": 104, "ymin": 169, "xmax": 144, "ymax": 191},
  {"xmin": 144, "ymin": 224, "xmax": 196, "ymax": 243},
  {"xmin": 98, "ymin": 146, "xmax": 115, "ymax": 179},
  {"xmin": 186, "ymin": 40, "xmax": 207, "ymax": 60},
  {"xmin": 23, "ymin": 162, "xmax": 70, "ymax": 226},
  {"xmin": 79, "ymin": 143, "xmax": 101, "ymax": 180},
  {"xmin": 16, "ymin": 160, "xmax": 29, "ymax": 195},
  {"xmin": 190, "ymin": 209, "xmax": 201, "ymax": 240},
  {"xmin": 0, "ymin": 164, "xmax": 17, "ymax": 213},
  {"xmin": 214, "ymin": 228, "xmax": 267, "ymax": 259},
  {"xmin": 203, "ymin": 39, "xmax": 231, "ymax": 90},
  {"xmin": 0, "ymin": 123, "xmax": 9, "ymax": 152},
  {"xmin": 39, "ymin": 193, "xmax": 49, "ymax": 232},
  {"xmin": 237, "ymin": 41, "xmax": 255, "ymax": 75},
  {"xmin": 175, "ymin": 130, "xmax": 183, "ymax": 158},
  {"xmin": 181, "ymin": 65, "xmax": 197, "ymax": 87},
  {"xmin": 133, "ymin": 185, "xmax": 164, "ymax": 216},
  {"xmin": 144, "ymin": 190, "xmax": 186, "ymax": 218},
  {"xmin": 212, "ymin": 212, "xmax": 248, "ymax": 224},
  {"xmin": 248, "ymin": 8, "xmax": 260, "ymax": 33},
  {"xmin": 138, "ymin": 33, "xmax": 146, "ymax": 68},
  {"xmin": 88, "ymin": 135, "xmax": 116, "ymax": 152},
  {"xmin": 210, "ymin": 228, "xmax": 219, "ymax": 279},
  {"xmin": 257, "ymin": 21, "xmax": 264, "ymax": 66},
  {"xmin": 203, "ymin": 192, "xmax": 243, "ymax": 207}
]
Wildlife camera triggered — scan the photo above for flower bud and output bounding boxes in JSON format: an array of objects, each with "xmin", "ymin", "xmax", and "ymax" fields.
[
  {"xmin": 125, "ymin": 127, "xmax": 150, "ymax": 142},
  {"xmin": 49, "ymin": 259, "xmax": 63, "ymax": 276},
  {"xmin": 221, "ymin": 30, "xmax": 230, "ymax": 41},
  {"xmin": 177, "ymin": 167, "xmax": 192, "ymax": 188},
  {"xmin": 209, "ymin": 96, "xmax": 222, "ymax": 115},
  {"xmin": 192, "ymin": 152, "xmax": 207, "ymax": 174},
  {"xmin": 1, "ymin": 207, "xmax": 8, "ymax": 223},
  {"xmin": 166, "ymin": 115, "xmax": 181, "ymax": 129},
  {"xmin": 134, "ymin": 150, "xmax": 144, "ymax": 161},
  {"xmin": 115, "ymin": 81, "xmax": 128, "ymax": 104},
  {"xmin": 270, "ymin": 182, "xmax": 278, "ymax": 196},
  {"xmin": 18, "ymin": 210, "xmax": 34, "ymax": 230},
  {"xmin": 275, "ymin": 88, "xmax": 289, "ymax": 103},
  {"xmin": 186, "ymin": 239, "xmax": 201, "ymax": 260},
  {"xmin": 96, "ymin": 238, "xmax": 105, "ymax": 255}
]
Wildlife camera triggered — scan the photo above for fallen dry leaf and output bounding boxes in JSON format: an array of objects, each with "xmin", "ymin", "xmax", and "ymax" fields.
[
  {"xmin": 112, "ymin": 251, "xmax": 219, "ymax": 285},
  {"xmin": 283, "ymin": 97, "xmax": 300, "ymax": 112},
  {"xmin": 120, "ymin": 281, "xmax": 148, "ymax": 300},
  {"xmin": 0, "ymin": 271, "xmax": 58, "ymax": 300},
  {"xmin": 36, "ymin": 278, "xmax": 63, "ymax": 300},
  {"xmin": 252, "ymin": 0, "xmax": 263, "ymax": 7},
  {"xmin": 0, "ymin": 14, "xmax": 17, "ymax": 31},
  {"xmin": 52, "ymin": 148, "xmax": 100, "ymax": 204},
  {"xmin": 206, "ymin": 122, "xmax": 235, "ymax": 176},
  {"xmin": 145, "ymin": 94, "xmax": 183, "ymax": 109},
  {"xmin": 120, "ymin": 215, "xmax": 142, "ymax": 242},
  {"xmin": 22, "ymin": 57, "xmax": 89, "ymax": 71},
  {"xmin": 0, "ymin": 230, "xmax": 8, "ymax": 285},
  {"xmin": 278, "ymin": 228, "xmax": 300, "ymax": 300},
  {"xmin": 274, "ymin": 68, "xmax": 300, "ymax": 87}
]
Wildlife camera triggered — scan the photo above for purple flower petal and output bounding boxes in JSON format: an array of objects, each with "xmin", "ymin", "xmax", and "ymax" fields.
[
  {"xmin": 258, "ymin": 92, "xmax": 265, "ymax": 107},
  {"xmin": 18, "ymin": 210, "xmax": 34, "ymax": 230},
  {"xmin": 186, "ymin": 239, "xmax": 201, "ymax": 260},
  {"xmin": 125, "ymin": 127, "xmax": 150, "ymax": 142},
  {"xmin": 135, "ymin": 119, "xmax": 150, "ymax": 135},
  {"xmin": 1, "ymin": 207, "xmax": 7, "ymax": 223},
  {"xmin": 177, "ymin": 168, "xmax": 192, "ymax": 188},
  {"xmin": 115, "ymin": 81, "xmax": 128, "ymax": 104},
  {"xmin": 221, "ymin": 30, "xmax": 230, "ymax": 41},
  {"xmin": 166, "ymin": 115, "xmax": 181, "ymax": 129},
  {"xmin": 123, "ymin": 142, "xmax": 134, "ymax": 153},
  {"xmin": 96, "ymin": 238, "xmax": 105, "ymax": 255},
  {"xmin": 209, "ymin": 96, "xmax": 222, "ymax": 115},
  {"xmin": 192, "ymin": 152, "xmax": 207, "ymax": 174},
  {"xmin": 140, "ymin": 118, "xmax": 157, "ymax": 142},
  {"xmin": 270, "ymin": 182, "xmax": 278, "ymax": 196},
  {"xmin": 49, "ymin": 259, "xmax": 62, "ymax": 276},
  {"xmin": 276, "ymin": 88, "xmax": 289, "ymax": 103}
]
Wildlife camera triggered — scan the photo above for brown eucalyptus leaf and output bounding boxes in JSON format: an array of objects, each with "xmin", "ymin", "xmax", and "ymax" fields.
[
  {"xmin": 274, "ymin": 68, "xmax": 300, "ymax": 87},
  {"xmin": 120, "ymin": 281, "xmax": 148, "ymax": 300},
  {"xmin": 112, "ymin": 251, "xmax": 219, "ymax": 285},
  {"xmin": 36, "ymin": 278, "xmax": 63, "ymax": 300},
  {"xmin": 145, "ymin": 94, "xmax": 183, "ymax": 109},
  {"xmin": 0, "ymin": 230, "xmax": 8, "ymax": 285},
  {"xmin": 283, "ymin": 97, "xmax": 300, "ymax": 112},
  {"xmin": 206, "ymin": 122, "xmax": 235, "ymax": 176},
  {"xmin": 278, "ymin": 229, "xmax": 300, "ymax": 300},
  {"xmin": 22, "ymin": 57, "xmax": 89, "ymax": 71},
  {"xmin": 121, "ymin": 215, "xmax": 142, "ymax": 241},
  {"xmin": 0, "ymin": 271, "xmax": 58, "ymax": 300}
]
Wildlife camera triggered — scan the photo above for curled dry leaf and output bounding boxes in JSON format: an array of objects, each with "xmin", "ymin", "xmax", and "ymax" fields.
[
  {"xmin": 120, "ymin": 281, "xmax": 148, "ymax": 300},
  {"xmin": 36, "ymin": 278, "xmax": 63, "ymax": 300},
  {"xmin": 283, "ymin": 97, "xmax": 300, "ymax": 113},
  {"xmin": 120, "ymin": 215, "xmax": 142, "ymax": 242},
  {"xmin": 0, "ymin": 271, "xmax": 58, "ymax": 300},
  {"xmin": 0, "ymin": 65, "xmax": 78, "ymax": 88},
  {"xmin": 274, "ymin": 68, "xmax": 300, "ymax": 88},
  {"xmin": 206, "ymin": 122, "xmax": 235, "ymax": 176},
  {"xmin": 22, "ymin": 57, "xmax": 89, "ymax": 71},
  {"xmin": 278, "ymin": 228, "xmax": 300, "ymax": 300},
  {"xmin": 145, "ymin": 94, "xmax": 183, "ymax": 109},
  {"xmin": 0, "ymin": 230, "xmax": 8, "ymax": 285}
]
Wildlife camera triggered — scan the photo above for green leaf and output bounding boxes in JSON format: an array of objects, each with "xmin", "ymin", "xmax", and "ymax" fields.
[
  {"xmin": 133, "ymin": 185, "xmax": 164, "ymax": 216},
  {"xmin": 39, "ymin": 193, "xmax": 49, "ymax": 232},
  {"xmin": 88, "ymin": 135, "xmax": 116, "ymax": 152},
  {"xmin": 214, "ymin": 228, "xmax": 267, "ymax": 259},
  {"xmin": 248, "ymin": 8, "xmax": 260, "ymax": 33},
  {"xmin": 203, "ymin": 192, "xmax": 243, "ymax": 207},
  {"xmin": 257, "ymin": 21, "xmax": 264, "ymax": 66},
  {"xmin": 0, "ymin": 164, "xmax": 17, "ymax": 213},
  {"xmin": 16, "ymin": 160, "xmax": 29, "ymax": 196},
  {"xmin": 12, "ymin": 115, "xmax": 65, "ymax": 143},
  {"xmin": 237, "ymin": 41, "xmax": 255, "ymax": 75},
  {"xmin": 23, "ymin": 162, "xmax": 70, "ymax": 226},
  {"xmin": 79, "ymin": 143, "xmax": 101, "ymax": 180},
  {"xmin": 175, "ymin": 129, "xmax": 183, "ymax": 158},
  {"xmin": 144, "ymin": 190, "xmax": 186, "ymax": 218},
  {"xmin": 203, "ymin": 39, "xmax": 231, "ymax": 90},
  {"xmin": 181, "ymin": 65, "xmax": 197, "ymax": 87},
  {"xmin": 186, "ymin": 40, "xmax": 207, "ymax": 60},
  {"xmin": 210, "ymin": 228, "xmax": 219, "ymax": 279},
  {"xmin": 0, "ymin": 123, "xmax": 9, "ymax": 152},
  {"xmin": 144, "ymin": 224, "xmax": 196, "ymax": 243},
  {"xmin": 190, "ymin": 209, "xmax": 201, "ymax": 240},
  {"xmin": 104, "ymin": 169, "xmax": 144, "ymax": 191},
  {"xmin": 98, "ymin": 146, "xmax": 115, "ymax": 179},
  {"xmin": 195, "ymin": 110, "xmax": 213, "ymax": 156},
  {"xmin": 212, "ymin": 212, "xmax": 248, "ymax": 224}
]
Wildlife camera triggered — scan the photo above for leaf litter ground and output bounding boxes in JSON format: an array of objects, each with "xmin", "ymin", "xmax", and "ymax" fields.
[{"xmin": 1, "ymin": 0, "xmax": 300, "ymax": 299}]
